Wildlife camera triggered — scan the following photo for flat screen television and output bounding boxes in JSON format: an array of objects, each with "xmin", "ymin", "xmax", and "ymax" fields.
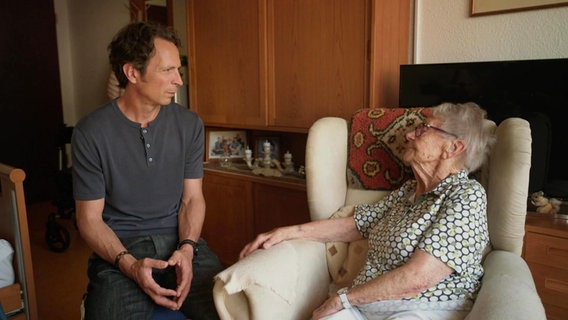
[{"xmin": 399, "ymin": 58, "xmax": 568, "ymax": 199}]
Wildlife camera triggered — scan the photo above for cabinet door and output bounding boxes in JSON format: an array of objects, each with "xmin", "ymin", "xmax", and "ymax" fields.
[
  {"xmin": 187, "ymin": 0, "xmax": 266, "ymax": 127},
  {"xmin": 201, "ymin": 171, "xmax": 254, "ymax": 266},
  {"xmin": 253, "ymin": 183, "xmax": 310, "ymax": 234},
  {"xmin": 267, "ymin": 0, "xmax": 370, "ymax": 129}
]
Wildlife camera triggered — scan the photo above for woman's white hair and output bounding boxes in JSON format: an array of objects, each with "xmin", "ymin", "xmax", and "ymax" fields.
[{"xmin": 433, "ymin": 102, "xmax": 496, "ymax": 173}]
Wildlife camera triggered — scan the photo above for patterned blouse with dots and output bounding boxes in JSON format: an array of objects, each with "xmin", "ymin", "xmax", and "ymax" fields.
[{"xmin": 353, "ymin": 170, "xmax": 489, "ymax": 307}]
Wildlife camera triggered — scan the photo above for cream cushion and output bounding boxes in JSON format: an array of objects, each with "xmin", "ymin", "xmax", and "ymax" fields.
[{"xmin": 325, "ymin": 205, "xmax": 367, "ymax": 288}]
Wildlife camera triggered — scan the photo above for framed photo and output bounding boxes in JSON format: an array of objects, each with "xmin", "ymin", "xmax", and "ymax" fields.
[
  {"xmin": 206, "ymin": 130, "xmax": 248, "ymax": 160},
  {"xmin": 471, "ymin": 0, "xmax": 568, "ymax": 16},
  {"xmin": 255, "ymin": 136, "xmax": 280, "ymax": 160}
]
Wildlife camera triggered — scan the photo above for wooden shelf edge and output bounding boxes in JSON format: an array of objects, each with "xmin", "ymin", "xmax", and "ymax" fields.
[{"xmin": 204, "ymin": 163, "xmax": 306, "ymax": 191}]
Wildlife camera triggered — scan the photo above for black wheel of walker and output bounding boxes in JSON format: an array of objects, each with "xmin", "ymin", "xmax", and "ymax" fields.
[{"xmin": 46, "ymin": 213, "xmax": 71, "ymax": 252}]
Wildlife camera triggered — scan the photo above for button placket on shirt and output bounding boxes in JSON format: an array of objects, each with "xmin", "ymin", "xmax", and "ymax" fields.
[{"xmin": 140, "ymin": 128, "xmax": 155, "ymax": 166}]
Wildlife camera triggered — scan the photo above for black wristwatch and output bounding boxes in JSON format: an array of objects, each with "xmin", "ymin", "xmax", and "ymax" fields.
[{"xmin": 177, "ymin": 239, "xmax": 199, "ymax": 255}]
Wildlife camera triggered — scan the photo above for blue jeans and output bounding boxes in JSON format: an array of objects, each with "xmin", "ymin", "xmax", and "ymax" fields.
[{"xmin": 83, "ymin": 234, "xmax": 224, "ymax": 320}]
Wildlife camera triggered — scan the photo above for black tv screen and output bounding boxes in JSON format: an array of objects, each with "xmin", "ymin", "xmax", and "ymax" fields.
[{"xmin": 399, "ymin": 58, "xmax": 568, "ymax": 199}]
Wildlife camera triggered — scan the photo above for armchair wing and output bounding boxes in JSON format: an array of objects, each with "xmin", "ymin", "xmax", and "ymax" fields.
[
  {"xmin": 466, "ymin": 250, "xmax": 545, "ymax": 320},
  {"xmin": 465, "ymin": 117, "xmax": 546, "ymax": 319},
  {"xmin": 214, "ymin": 239, "xmax": 330, "ymax": 320}
]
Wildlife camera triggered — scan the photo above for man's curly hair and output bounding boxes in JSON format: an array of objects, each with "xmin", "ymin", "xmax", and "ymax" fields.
[{"xmin": 108, "ymin": 22, "xmax": 181, "ymax": 88}]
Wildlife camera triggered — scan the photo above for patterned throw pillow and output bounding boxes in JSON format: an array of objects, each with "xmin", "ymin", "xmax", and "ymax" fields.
[
  {"xmin": 325, "ymin": 205, "xmax": 368, "ymax": 287},
  {"xmin": 347, "ymin": 108, "xmax": 430, "ymax": 190}
]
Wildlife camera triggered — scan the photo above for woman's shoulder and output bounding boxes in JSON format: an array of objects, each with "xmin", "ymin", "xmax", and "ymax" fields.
[
  {"xmin": 453, "ymin": 173, "xmax": 487, "ymax": 198},
  {"xmin": 437, "ymin": 171, "xmax": 486, "ymax": 199}
]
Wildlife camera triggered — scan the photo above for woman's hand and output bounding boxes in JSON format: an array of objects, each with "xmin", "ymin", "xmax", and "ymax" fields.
[
  {"xmin": 239, "ymin": 217, "xmax": 360, "ymax": 259},
  {"xmin": 239, "ymin": 227, "xmax": 291, "ymax": 259},
  {"xmin": 311, "ymin": 294, "xmax": 343, "ymax": 320}
]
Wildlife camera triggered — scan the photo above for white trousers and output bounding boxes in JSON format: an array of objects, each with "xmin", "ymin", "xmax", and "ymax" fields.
[{"xmin": 320, "ymin": 308, "xmax": 468, "ymax": 320}]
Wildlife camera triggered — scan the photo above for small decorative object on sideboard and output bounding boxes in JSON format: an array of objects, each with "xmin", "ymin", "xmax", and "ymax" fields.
[
  {"xmin": 262, "ymin": 140, "xmax": 272, "ymax": 169},
  {"xmin": 219, "ymin": 144, "xmax": 232, "ymax": 168},
  {"xmin": 242, "ymin": 143, "xmax": 299, "ymax": 178},
  {"xmin": 244, "ymin": 146, "xmax": 254, "ymax": 168},
  {"xmin": 283, "ymin": 150, "xmax": 295, "ymax": 174},
  {"xmin": 529, "ymin": 191, "xmax": 562, "ymax": 214}
]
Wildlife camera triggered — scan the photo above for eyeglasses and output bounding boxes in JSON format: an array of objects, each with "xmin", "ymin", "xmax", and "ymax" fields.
[{"xmin": 414, "ymin": 122, "xmax": 459, "ymax": 138}]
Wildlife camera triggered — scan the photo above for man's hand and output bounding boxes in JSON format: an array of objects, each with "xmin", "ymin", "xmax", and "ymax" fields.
[
  {"xmin": 127, "ymin": 257, "xmax": 180, "ymax": 310},
  {"xmin": 168, "ymin": 247, "xmax": 194, "ymax": 309},
  {"xmin": 118, "ymin": 246, "xmax": 194, "ymax": 311}
]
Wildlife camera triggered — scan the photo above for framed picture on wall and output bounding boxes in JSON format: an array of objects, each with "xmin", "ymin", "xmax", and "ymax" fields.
[
  {"xmin": 206, "ymin": 130, "xmax": 248, "ymax": 161},
  {"xmin": 254, "ymin": 136, "xmax": 280, "ymax": 160}
]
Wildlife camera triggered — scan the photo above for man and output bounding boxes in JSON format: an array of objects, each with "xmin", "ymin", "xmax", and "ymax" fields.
[{"xmin": 72, "ymin": 21, "xmax": 223, "ymax": 319}]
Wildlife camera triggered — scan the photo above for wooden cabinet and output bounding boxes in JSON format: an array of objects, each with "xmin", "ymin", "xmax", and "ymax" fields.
[
  {"xmin": 253, "ymin": 183, "xmax": 309, "ymax": 234},
  {"xmin": 200, "ymin": 169, "xmax": 254, "ymax": 266},
  {"xmin": 187, "ymin": 0, "xmax": 410, "ymax": 131},
  {"xmin": 524, "ymin": 212, "xmax": 568, "ymax": 320},
  {"xmin": 268, "ymin": 0, "xmax": 369, "ymax": 129},
  {"xmin": 201, "ymin": 167, "xmax": 310, "ymax": 266},
  {"xmin": 187, "ymin": 0, "xmax": 265, "ymax": 128}
]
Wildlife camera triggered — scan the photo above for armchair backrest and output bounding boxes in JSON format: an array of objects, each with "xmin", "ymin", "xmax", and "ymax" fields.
[
  {"xmin": 305, "ymin": 108, "xmax": 532, "ymax": 257},
  {"xmin": 304, "ymin": 117, "xmax": 391, "ymax": 215},
  {"xmin": 484, "ymin": 118, "xmax": 531, "ymax": 255}
]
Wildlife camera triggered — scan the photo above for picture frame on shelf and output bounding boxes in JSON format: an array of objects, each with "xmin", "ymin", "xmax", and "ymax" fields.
[
  {"xmin": 255, "ymin": 136, "xmax": 280, "ymax": 161},
  {"xmin": 206, "ymin": 129, "xmax": 248, "ymax": 161}
]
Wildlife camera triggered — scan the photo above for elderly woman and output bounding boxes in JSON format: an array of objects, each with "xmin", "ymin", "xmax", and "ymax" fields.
[{"xmin": 240, "ymin": 102, "xmax": 495, "ymax": 320}]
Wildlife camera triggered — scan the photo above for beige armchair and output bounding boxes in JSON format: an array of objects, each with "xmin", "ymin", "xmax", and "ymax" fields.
[{"xmin": 213, "ymin": 108, "xmax": 546, "ymax": 320}]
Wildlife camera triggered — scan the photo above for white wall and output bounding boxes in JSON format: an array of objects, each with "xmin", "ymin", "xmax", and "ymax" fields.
[
  {"xmin": 414, "ymin": 0, "xmax": 568, "ymax": 63},
  {"xmin": 54, "ymin": 0, "xmax": 130, "ymax": 126}
]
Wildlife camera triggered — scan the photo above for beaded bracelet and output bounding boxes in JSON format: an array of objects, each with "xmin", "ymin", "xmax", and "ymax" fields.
[{"xmin": 114, "ymin": 250, "xmax": 131, "ymax": 268}]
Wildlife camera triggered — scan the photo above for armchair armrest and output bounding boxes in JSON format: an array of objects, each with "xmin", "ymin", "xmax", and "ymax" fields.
[
  {"xmin": 214, "ymin": 239, "xmax": 330, "ymax": 320},
  {"xmin": 466, "ymin": 250, "xmax": 546, "ymax": 320}
]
